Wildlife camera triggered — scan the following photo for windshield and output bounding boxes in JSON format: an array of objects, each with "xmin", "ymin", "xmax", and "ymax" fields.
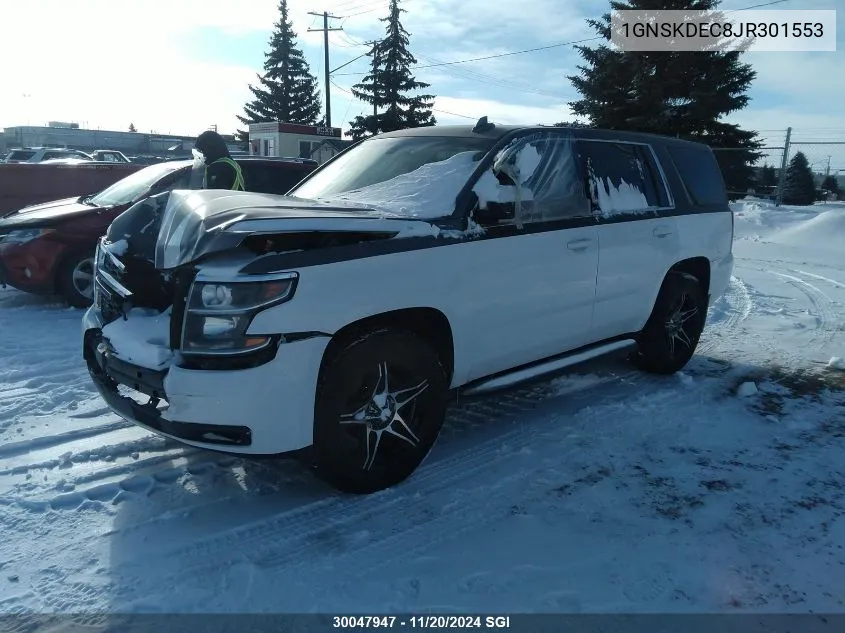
[
  {"xmin": 89, "ymin": 162, "xmax": 186, "ymax": 207},
  {"xmin": 289, "ymin": 136, "xmax": 494, "ymax": 214}
]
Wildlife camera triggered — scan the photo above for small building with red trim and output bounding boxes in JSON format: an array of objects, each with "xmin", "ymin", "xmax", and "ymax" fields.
[{"xmin": 247, "ymin": 122, "xmax": 351, "ymax": 164}]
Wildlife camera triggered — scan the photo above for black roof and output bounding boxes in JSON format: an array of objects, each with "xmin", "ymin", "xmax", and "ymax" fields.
[{"xmin": 374, "ymin": 121, "xmax": 712, "ymax": 151}]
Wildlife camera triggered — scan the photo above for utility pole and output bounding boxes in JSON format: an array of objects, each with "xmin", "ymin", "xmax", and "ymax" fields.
[
  {"xmin": 825, "ymin": 155, "xmax": 831, "ymax": 177},
  {"xmin": 775, "ymin": 126, "xmax": 792, "ymax": 208},
  {"xmin": 308, "ymin": 11, "xmax": 343, "ymax": 128}
]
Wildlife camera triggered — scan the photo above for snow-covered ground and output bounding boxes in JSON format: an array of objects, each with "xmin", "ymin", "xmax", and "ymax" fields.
[{"xmin": 1, "ymin": 199, "xmax": 844, "ymax": 615}]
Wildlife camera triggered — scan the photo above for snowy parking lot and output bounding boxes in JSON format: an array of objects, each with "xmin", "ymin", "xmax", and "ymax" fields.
[{"xmin": 0, "ymin": 199, "xmax": 844, "ymax": 614}]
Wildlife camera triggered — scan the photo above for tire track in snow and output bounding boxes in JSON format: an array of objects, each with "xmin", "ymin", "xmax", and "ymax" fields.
[
  {"xmin": 699, "ymin": 275, "xmax": 752, "ymax": 355},
  {"xmin": 769, "ymin": 271, "xmax": 839, "ymax": 350},
  {"xmin": 107, "ymin": 374, "xmax": 647, "ymax": 596}
]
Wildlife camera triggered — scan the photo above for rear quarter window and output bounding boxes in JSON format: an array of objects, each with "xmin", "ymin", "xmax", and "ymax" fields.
[{"xmin": 668, "ymin": 145, "xmax": 728, "ymax": 207}]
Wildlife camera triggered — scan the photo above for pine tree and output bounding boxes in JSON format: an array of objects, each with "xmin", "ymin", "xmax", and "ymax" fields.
[
  {"xmin": 237, "ymin": 0, "xmax": 322, "ymax": 132},
  {"xmin": 129, "ymin": 123, "xmax": 137, "ymax": 132},
  {"xmin": 760, "ymin": 164, "xmax": 777, "ymax": 188},
  {"xmin": 782, "ymin": 152, "xmax": 816, "ymax": 206},
  {"xmin": 821, "ymin": 174, "xmax": 840, "ymax": 197},
  {"xmin": 347, "ymin": 0, "xmax": 436, "ymax": 140},
  {"xmin": 568, "ymin": 0, "xmax": 762, "ymax": 196}
]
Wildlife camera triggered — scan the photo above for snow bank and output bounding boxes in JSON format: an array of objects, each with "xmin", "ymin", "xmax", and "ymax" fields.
[
  {"xmin": 829, "ymin": 357, "xmax": 845, "ymax": 371},
  {"xmin": 102, "ymin": 308, "xmax": 173, "ymax": 370},
  {"xmin": 769, "ymin": 208, "xmax": 845, "ymax": 249},
  {"xmin": 318, "ymin": 151, "xmax": 480, "ymax": 219},
  {"xmin": 736, "ymin": 381, "xmax": 759, "ymax": 397},
  {"xmin": 730, "ymin": 198, "xmax": 830, "ymax": 241}
]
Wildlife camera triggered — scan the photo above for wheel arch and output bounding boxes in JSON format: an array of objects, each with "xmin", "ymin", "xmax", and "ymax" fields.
[
  {"xmin": 318, "ymin": 307, "xmax": 456, "ymax": 386},
  {"xmin": 668, "ymin": 256, "xmax": 711, "ymax": 297}
]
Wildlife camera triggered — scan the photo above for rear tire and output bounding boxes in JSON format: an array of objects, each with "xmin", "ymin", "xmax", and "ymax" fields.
[
  {"xmin": 312, "ymin": 328, "xmax": 449, "ymax": 494},
  {"xmin": 57, "ymin": 252, "xmax": 95, "ymax": 309},
  {"xmin": 631, "ymin": 272, "xmax": 708, "ymax": 375}
]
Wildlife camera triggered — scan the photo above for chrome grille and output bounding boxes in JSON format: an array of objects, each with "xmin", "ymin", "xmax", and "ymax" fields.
[{"xmin": 94, "ymin": 238, "xmax": 132, "ymax": 324}]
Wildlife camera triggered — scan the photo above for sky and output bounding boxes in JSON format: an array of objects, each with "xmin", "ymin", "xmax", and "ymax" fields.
[{"xmin": 2, "ymin": 0, "xmax": 844, "ymax": 171}]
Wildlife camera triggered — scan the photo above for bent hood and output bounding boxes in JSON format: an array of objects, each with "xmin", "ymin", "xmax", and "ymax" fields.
[
  {"xmin": 107, "ymin": 189, "xmax": 446, "ymax": 270},
  {"xmin": 0, "ymin": 196, "xmax": 103, "ymax": 226}
]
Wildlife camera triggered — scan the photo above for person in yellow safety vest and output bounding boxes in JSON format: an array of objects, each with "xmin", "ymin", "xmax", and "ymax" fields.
[{"xmin": 194, "ymin": 130, "xmax": 245, "ymax": 191}]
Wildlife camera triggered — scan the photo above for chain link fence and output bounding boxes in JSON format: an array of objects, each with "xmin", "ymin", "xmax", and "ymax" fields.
[{"xmin": 710, "ymin": 128, "xmax": 845, "ymax": 205}]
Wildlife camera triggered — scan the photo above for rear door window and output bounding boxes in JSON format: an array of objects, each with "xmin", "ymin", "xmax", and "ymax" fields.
[
  {"xmin": 667, "ymin": 145, "xmax": 727, "ymax": 206},
  {"xmin": 575, "ymin": 141, "xmax": 670, "ymax": 216}
]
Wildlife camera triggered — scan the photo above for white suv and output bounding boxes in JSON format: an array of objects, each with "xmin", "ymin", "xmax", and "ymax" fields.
[{"xmin": 82, "ymin": 119, "xmax": 734, "ymax": 494}]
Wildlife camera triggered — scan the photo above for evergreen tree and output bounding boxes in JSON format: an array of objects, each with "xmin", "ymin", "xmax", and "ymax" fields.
[
  {"xmin": 553, "ymin": 121, "xmax": 592, "ymax": 128},
  {"xmin": 568, "ymin": 0, "xmax": 762, "ymax": 196},
  {"xmin": 760, "ymin": 164, "xmax": 777, "ymax": 188},
  {"xmin": 782, "ymin": 152, "xmax": 816, "ymax": 206},
  {"xmin": 347, "ymin": 0, "xmax": 436, "ymax": 140},
  {"xmin": 128, "ymin": 123, "xmax": 137, "ymax": 133},
  {"xmin": 821, "ymin": 174, "xmax": 840, "ymax": 197},
  {"xmin": 237, "ymin": 0, "xmax": 322, "ymax": 131}
]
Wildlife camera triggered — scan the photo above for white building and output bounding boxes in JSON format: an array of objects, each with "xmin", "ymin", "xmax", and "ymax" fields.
[{"xmin": 248, "ymin": 122, "xmax": 351, "ymax": 164}]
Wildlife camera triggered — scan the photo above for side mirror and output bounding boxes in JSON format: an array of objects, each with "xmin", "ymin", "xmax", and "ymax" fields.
[{"xmin": 473, "ymin": 201, "xmax": 515, "ymax": 225}]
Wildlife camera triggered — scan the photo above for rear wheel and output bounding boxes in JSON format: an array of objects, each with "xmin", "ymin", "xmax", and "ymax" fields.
[
  {"xmin": 312, "ymin": 329, "xmax": 449, "ymax": 494},
  {"xmin": 57, "ymin": 252, "xmax": 95, "ymax": 308},
  {"xmin": 631, "ymin": 272, "xmax": 708, "ymax": 375}
]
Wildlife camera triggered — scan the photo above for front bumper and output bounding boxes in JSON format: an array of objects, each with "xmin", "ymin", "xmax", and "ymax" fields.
[{"xmin": 82, "ymin": 307, "xmax": 329, "ymax": 455}]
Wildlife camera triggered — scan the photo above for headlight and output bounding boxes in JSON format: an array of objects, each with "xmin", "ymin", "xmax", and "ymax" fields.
[
  {"xmin": 181, "ymin": 272, "xmax": 298, "ymax": 355},
  {"xmin": 0, "ymin": 228, "xmax": 54, "ymax": 245}
]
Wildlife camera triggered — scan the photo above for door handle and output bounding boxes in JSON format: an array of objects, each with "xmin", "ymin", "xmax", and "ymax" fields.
[
  {"xmin": 653, "ymin": 225, "xmax": 673, "ymax": 238},
  {"xmin": 567, "ymin": 238, "xmax": 593, "ymax": 252}
]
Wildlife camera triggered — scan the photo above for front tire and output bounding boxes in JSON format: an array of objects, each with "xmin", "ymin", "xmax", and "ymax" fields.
[
  {"xmin": 312, "ymin": 329, "xmax": 449, "ymax": 494},
  {"xmin": 57, "ymin": 252, "xmax": 95, "ymax": 309},
  {"xmin": 631, "ymin": 272, "xmax": 708, "ymax": 375}
]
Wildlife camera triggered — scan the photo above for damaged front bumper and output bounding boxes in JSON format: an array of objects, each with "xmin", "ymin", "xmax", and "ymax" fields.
[{"xmin": 82, "ymin": 308, "xmax": 329, "ymax": 455}]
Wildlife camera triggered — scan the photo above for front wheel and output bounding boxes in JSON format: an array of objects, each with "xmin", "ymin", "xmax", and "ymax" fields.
[
  {"xmin": 631, "ymin": 272, "xmax": 708, "ymax": 375},
  {"xmin": 57, "ymin": 252, "xmax": 95, "ymax": 309},
  {"xmin": 312, "ymin": 329, "xmax": 449, "ymax": 494}
]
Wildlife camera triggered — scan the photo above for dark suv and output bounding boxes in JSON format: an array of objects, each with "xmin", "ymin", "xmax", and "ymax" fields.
[{"xmin": 0, "ymin": 156, "xmax": 317, "ymax": 306}]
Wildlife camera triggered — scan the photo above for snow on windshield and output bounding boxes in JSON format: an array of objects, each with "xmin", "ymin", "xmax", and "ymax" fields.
[{"xmin": 315, "ymin": 151, "xmax": 481, "ymax": 219}]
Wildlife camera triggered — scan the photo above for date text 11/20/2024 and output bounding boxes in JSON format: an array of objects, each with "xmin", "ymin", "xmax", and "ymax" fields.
[{"xmin": 332, "ymin": 615, "xmax": 512, "ymax": 629}]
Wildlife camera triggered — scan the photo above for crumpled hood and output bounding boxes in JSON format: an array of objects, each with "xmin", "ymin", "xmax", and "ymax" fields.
[
  {"xmin": 0, "ymin": 196, "xmax": 102, "ymax": 226},
  {"xmin": 112, "ymin": 189, "xmax": 443, "ymax": 270}
]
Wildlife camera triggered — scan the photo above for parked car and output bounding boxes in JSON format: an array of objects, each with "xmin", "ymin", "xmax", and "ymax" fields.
[
  {"xmin": 2, "ymin": 147, "xmax": 95, "ymax": 163},
  {"xmin": 0, "ymin": 156, "xmax": 318, "ymax": 307},
  {"xmin": 81, "ymin": 120, "xmax": 734, "ymax": 494},
  {"xmin": 91, "ymin": 150, "xmax": 131, "ymax": 163}
]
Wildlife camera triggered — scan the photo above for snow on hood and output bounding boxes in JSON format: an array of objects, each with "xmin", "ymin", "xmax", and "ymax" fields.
[{"xmin": 315, "ymin": 151, "xmax": 482, "ymax": 219}]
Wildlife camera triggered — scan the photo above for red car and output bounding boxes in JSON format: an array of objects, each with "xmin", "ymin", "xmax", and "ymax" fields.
[{"xmin": 0, "ymin": 157, "xmax": 317, "ymax": 307}]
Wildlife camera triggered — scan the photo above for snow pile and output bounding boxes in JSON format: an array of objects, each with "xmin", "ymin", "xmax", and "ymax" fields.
[
  {"xmin": 829, "ymin": 357, "xmax": 845, "ymax": 371},
  {"xmin": 736, "ymin": 381, "xmax": 759, "ymax": 397},
  {"xmin": 769, "ymin": 208, "xmax": 845, "ymax": 249},
  {"xmin": 318, "ymin": 151, "xmax": 480, "ymax": 219},
  {"xmin": 102, "ymin": 308, "xmax": 173, "ymax": 370},
  {"xmin": 730, "ymin": 198, "xmax": 831, "ymax": 241}
]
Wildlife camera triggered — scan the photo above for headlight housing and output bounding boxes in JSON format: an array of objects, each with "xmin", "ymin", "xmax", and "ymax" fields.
[
  {"xmin": 0, "ymin": 228, "xmax": 54, "ymax": 245},
  {"xmin": 181, "ymin": 272, "xmax": 298, "ymax": 355}
]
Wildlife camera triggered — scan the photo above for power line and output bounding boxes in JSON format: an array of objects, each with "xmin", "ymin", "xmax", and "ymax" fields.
[
  {"xmin": 333, "ymin": 0, "xmax": 793, "ymax": 77},
  {"xmin": 330, "ymin": 79, "xmax": 477, "ymax": 121}
]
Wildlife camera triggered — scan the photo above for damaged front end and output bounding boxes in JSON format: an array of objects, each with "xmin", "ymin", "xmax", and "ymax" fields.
[{"xmin": 82, "ymin": 188, "xmax": 429, "ymax": 446}]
